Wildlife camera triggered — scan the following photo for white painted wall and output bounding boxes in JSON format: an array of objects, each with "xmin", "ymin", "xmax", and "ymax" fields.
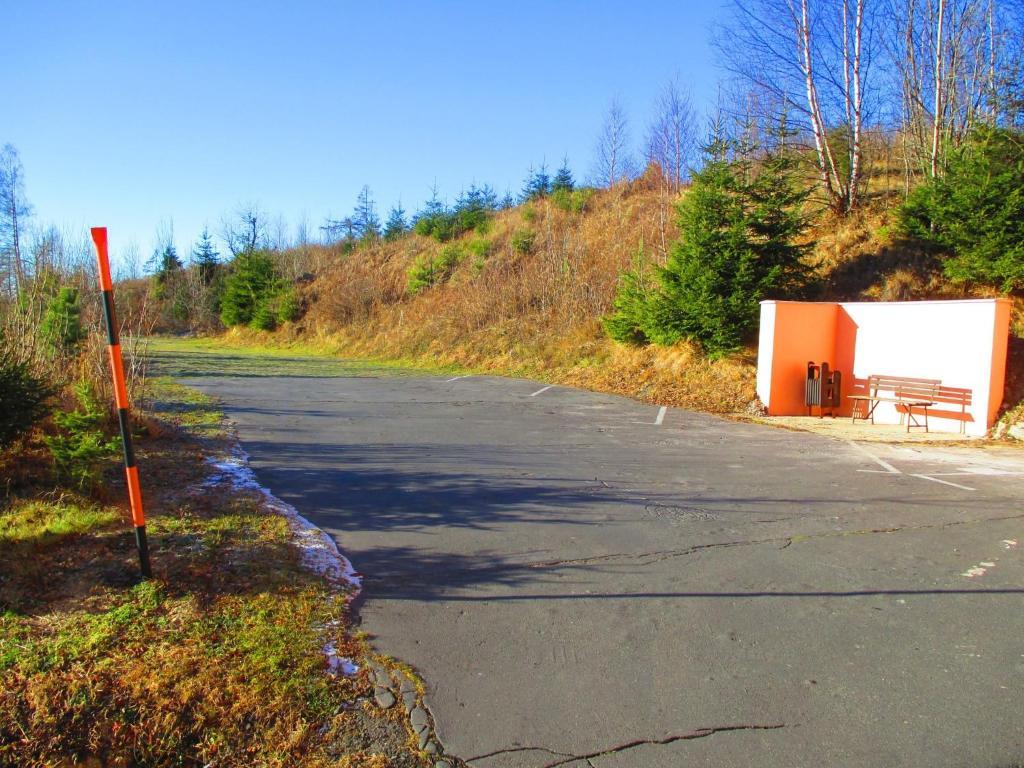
[
  {"xmin": 756, "ymin": 301, "xmax": 776, "ymax": 407},
  {"xmin": 840, "ymin": 300, "xmax": 1000, "ymax": 436}
]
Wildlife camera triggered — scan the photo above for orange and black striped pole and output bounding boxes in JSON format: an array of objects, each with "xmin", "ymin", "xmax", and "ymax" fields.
[{"xmin": 91, "ymin": 227, "xmax": 152, "ymax": 578}]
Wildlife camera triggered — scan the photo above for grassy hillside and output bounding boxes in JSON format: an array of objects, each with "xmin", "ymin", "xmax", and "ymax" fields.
[
  {"xmin": 275, "ymin": 180, "xmax": 759, "ymax": 414},
  {"xmin": 235, "ymin": 174, "xmax": 1020, "ymax": 425}
]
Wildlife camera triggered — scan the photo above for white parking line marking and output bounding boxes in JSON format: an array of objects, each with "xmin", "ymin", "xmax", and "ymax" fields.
[
  {"xmin": 956, "ymin": 467, "xmax": 1022, "ymax": 476},
  {"xmin": 530, "ymin": 385, "xmax": 553, "ymax": 397},
  {"xmin": 910, "ymin": 474, "xmax": 976, "ymax": 492},
  {"xmin": 847, "ymin": 441, "xmax": 901, "ymax": 474},
  {"xmin": 929, "ymin": 470, "xmax": 1023, "ymax": 477},
  {"xmin": 654, "ymin": 406, "xmax": 667, "ymax": 426},
  {"xmin": 446, "ymin": 375, "xmax": 470, "ymax": 382}
]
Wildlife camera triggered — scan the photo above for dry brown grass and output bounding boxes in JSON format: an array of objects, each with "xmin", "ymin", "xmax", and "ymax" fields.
[
  {"xmin": 291, "ymin": 183, "xmax": 762, "ymax": 412},
  {"xmin": 257, "ymin": 170, "xmax": 1020, "ymax": 422}
]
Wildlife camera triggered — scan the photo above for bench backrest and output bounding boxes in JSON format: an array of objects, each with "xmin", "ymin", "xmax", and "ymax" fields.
[
  {"xmin": 933, "ymin": 385, "xmax": 972, "ymax": 407},
  {"xmin": 868, "ymin": 375, "xmax": 941, "ymax": 401}
]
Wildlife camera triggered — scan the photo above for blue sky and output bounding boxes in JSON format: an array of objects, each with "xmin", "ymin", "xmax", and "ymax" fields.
[{"xmin": 4, "ymin": 1, "xmax": 724, "ymax": 268}]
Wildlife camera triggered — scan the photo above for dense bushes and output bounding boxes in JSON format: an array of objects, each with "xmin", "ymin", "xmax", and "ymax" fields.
[
  {"xmin": 1, "ymin": 266, "xmax": 148, "ymax": 493},
  {"xmin": 511, "ymin": 229, "xmax": 535, "ymax": 254},
  {"xmin": 605, "ymin": 145, "xmax": 809, "ymax": 356},
  {"xmin": 412, "ymin": 185, "xmax": 497, "ymax": 243},
  {"xmin": 0, "ymin": 341, "xmax": 52, "ymax": 448},
  {"xmin": 407, "ymin": 243, "xmax": 466, "ymax": 294},
  {"xmin": 899, "ymin": 126, "xmax": 1024, "ymax": 292},
  {"xmin": 40, "ymin": 286, "xmax": 86, "ymax": 352},
  {"xmin": 2, "ymin": 273, "xmax": 87, "ymax": 451},
  {"xmin": 44, "ymin": 382, "xmax": 120, "ymax": 491},
  {"xmin": 602, "ymin": 243, "xmax": 658, "ymax": 345},
  {"xmin": 219, "ymin": 250, "xmax": 299, "ymax": 330},
  {"xmin": 551, "ymin": 187, "xmax": 595, "ymax": 214}
]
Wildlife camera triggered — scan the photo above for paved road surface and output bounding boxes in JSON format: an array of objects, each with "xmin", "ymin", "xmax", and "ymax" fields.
[{"xmin": 186, "ymin": 364, "xmax": 1024, "ymax": 768}]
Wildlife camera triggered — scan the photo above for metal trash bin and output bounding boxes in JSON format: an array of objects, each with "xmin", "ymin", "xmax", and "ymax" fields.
[{"xmin": 806, "ymin": 361, "xmax": 842, "ymax": 418}]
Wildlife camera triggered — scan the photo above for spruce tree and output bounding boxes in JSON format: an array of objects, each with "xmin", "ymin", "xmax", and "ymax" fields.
[
  {"xmin": 647, "ymin": 143, "xmax": 808, "ymax": 355},
  {"xmin": 520, "ymin": 166, "xmax": 537, "ymax": 202},
  {"xmin": 899, "ymin": 125, "xmax": 1024, "ymax": 291},
  {"xmin": 192, "ymin": 227, "xmax": 220, "ymax": 284},
  {"xmin": 384, "ymin": 203, "xmax": 408, "ymax": 240},
  {"xmin": 412, "ymin": 185, "xmax": 453, "ymax": 240},
  {"xmin": 353, "ymin": 185, "xmax": 381, "ymax": 240},
  {"xmin": 422, "ymin": 184, "xmax": 445, "ymax": 217},
  {"xmin": 521, "ymin": 163, "xmax": 552, "ymax": 201},
  {"xmin": 150, "ymin": 244, "xmax": 183, "ymax": 283},
  {"xmin": 552, "ymin": 158, "xmax": 575, "ymax": 192},
  {"xmin": 605, "ymin": 139, "xmax": 808, "ymax": 356},
  {"xmin": 534, "ymin": 163, "xmax": 551, "ymax": 197},
  {"xmin": 602, "ymin": 240, "xmax": 654, "ymax": 344},
  {"xmin": 453, "ymin": 184, "xmax": 496, "ymax": 232},
  {"xmin": 41, "ymin": 286, "xmax": 86, "ymax": 352},
  {"xmin": 0, "ymin": 340, "xmax": 52, "ymax": 447},
  {"xmin": 219, "ymin": 250, "xmax": 281, "ymax": 327},
  {"xmin": 149, "ymin": 242, "xmax": 185, "ymax": 322}
]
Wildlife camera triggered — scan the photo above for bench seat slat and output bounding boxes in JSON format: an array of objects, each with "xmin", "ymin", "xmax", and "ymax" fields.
[{"xmin": 848, "ymin": 395, "xmax": 935, "ymax": 405}]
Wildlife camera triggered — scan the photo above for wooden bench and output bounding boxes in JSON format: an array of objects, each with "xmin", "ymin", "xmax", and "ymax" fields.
[
  {"xmin": 930, "ymin": 385, "xmax": 973, "ymax": 434},
  {"xmin": 849, "ymin": 375, "xmax": 941, "ymax": 432}
]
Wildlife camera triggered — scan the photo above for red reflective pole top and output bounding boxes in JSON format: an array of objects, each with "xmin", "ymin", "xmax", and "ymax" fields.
[{"xmin": 91, "ymin": 227, "xmax": 113, "ymax": 291}]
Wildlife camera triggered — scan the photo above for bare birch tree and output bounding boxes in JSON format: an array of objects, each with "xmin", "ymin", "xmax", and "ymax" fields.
[
  {"xmin": 717, "ymin": 0, "xmax": 877, "ymax": 213},
  {"xmin": 0, "ymin": 144, "xmax": 33, "ymax": 294},
  {"xmin": 592, "ymin": 99, "xmax": 637, "ymax": 187},
  {"xmin": 115, "ymin": 240, "xmax": 143, "ymax": 282},
  {"xmin": 885, "ymin": 0, "xmax": 1022, "ymax": 179},
  {"xmin": 721, "ymin": 0, "xmax": 1022, "ymax": 201},
  {"xmin": 931, "ymin": 0, "xmax": 947, "ymax": 176},
  {"xmin": 221, "ymin": 203, "xmax": 267, "ymax": 257},
  {"xmin": 645, "ymin": 78, "xmax": 699, "ymax": 191}
]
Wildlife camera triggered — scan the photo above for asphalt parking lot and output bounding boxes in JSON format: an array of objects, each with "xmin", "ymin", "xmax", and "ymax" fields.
[{"xmin": 187, "ymin": 364, "xmax": 1024, "ymax": 767}]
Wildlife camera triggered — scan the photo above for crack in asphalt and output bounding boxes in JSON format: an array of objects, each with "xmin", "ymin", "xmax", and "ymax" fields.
[
  {"xmin": 523, "ymin": 512, "xmax": 1024, "ymax": 570},
  {"xmin": 362, "ymin": 510, "xmax": 1024, "ymax": 593},
  {"xmin": 526, "ymin": 539, "xmax": 763, "ymax": 568},
  {"xmin": 467, "ymin": 745, "xmax": 577, "ymax": 763},
  {"xmin": 467, "ymin": 724, "xmax": 788, "ymax": 766}
]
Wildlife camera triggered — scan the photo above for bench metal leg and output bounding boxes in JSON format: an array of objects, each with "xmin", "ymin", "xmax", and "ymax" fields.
[
  {"xmin": 904, "ymin": 406, "xmax": 929, "ymax": 433},
  {"xmin": 852, "ymin": 400, "xmax": 879, "ymax": 425}
]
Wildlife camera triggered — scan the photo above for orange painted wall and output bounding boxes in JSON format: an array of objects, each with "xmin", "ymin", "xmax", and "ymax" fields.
[
  {"xmin": 832, "ymin": 307, "xmax": 859, "ymax": 417},
  {"xmin": 764, "ymin": 302, "xmax": 838, "ymax": 415},
  {"xmin": 989, "ymin": 300, "xmax": 1012, "ymax": 425}
]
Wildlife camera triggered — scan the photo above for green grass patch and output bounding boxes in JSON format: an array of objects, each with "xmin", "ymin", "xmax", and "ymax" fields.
[
  {"xmin": 146, "ymin": 376, "xmax": 225, "ymax": 436},
  {"xmin": 0, "ymin": 499, "xmax": 118, "ymax": 546},
  {"xmin": 146, "ymin": 334, "xmax": 456, "ymax": 379}
]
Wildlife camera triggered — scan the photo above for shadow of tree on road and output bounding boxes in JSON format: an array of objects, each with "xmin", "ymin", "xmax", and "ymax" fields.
[{"xmin": 215, "ymin": 437, "xmax": 1024, "ymax": 608}]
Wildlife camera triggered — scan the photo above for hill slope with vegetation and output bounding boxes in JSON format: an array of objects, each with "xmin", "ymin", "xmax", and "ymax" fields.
[{"xmin": 140, "ymin": 129, "xmax": 1024, "ymax": 425}]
